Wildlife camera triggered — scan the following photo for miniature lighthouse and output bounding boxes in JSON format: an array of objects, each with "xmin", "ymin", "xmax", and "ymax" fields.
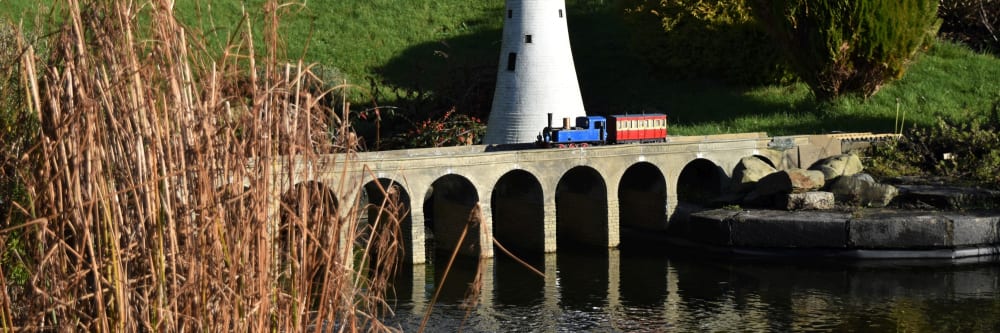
[{"xmin": 483, "ymin": 0, "xmax": 588, "ymax": 144}]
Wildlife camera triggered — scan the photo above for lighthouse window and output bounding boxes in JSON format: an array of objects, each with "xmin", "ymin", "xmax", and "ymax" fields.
[
  {"xmin": 559, "ymin": 9, "xmax": 563, "ymax": 18},
  {"xmin": 525, "ymin": 35, "xmax": 532, "ymax": 43},
  {"xmin": 507, "ymin": 52, "xmax": 517, "ymax": 71},
  {"xmin": 508, "ymin": 10, "xmax": 512, "ymax": 18}
]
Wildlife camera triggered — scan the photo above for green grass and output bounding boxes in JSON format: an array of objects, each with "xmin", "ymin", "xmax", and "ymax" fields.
[{"xmin": 3, "ymin": 0, "xmax": 999, "ymax": 141}]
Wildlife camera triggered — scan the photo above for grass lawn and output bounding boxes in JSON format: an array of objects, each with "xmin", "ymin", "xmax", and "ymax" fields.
[{"xmin": 4, "ymin": 0, "xmax": 998, "ymax": 141}]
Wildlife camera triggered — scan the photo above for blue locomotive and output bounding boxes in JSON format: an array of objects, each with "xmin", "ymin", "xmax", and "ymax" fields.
[{"xmin": 539, "ymin": 113, "xmax": 668, "ymax": 148}]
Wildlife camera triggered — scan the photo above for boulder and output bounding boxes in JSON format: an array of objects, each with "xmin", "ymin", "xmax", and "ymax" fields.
[
  {"xmin": 829, "ymin": 173, "xmax": 898, "ymax": 207},
  {"xmin": 779, "ymin": 191, "xmax": 835, "ymax": 210},
  {"xmin": 731, "ymin": 156, "xmax": 776, "ymax": 193},
  {"xmin": 744, "ymin": 169, "xmax": 825, "ymax": 205},
  {"xmin": 809, "ymin": 154, "xmax": 864, "ymax": 181}
]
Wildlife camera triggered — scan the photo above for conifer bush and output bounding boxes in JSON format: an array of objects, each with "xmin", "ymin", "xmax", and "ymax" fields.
[{"xmin": 750, "ymin": 0, "xmax": 941, "ymax": 100}]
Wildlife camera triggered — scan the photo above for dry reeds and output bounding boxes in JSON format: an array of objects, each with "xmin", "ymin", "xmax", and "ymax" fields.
[{"xmin": 1, "ymin": 0, "xmax": 402, "ymax": 331}]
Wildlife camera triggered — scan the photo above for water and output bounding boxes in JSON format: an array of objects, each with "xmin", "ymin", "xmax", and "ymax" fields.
[{"xmin": 383, "ymin": 248, "xmax": 1000, "ymax": 332}]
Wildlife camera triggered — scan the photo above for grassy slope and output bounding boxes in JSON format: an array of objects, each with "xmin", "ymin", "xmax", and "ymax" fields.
[{"xmin": 4, "ymin": 0, "xmax": 998, "ymax": 138}]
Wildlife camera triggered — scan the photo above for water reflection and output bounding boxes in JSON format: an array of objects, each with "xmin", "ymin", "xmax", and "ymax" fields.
[{"xmin": 385, "ymin": 250, "xmax": 1000, "ymax": 332}]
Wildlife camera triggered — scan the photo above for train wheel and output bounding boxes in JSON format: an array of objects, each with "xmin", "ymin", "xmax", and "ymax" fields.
[
  {"xmin": 568, "ymin": 143, "xmax": 577, "ymax": 148},
  {"xmin": 557, "ymin": 144, "xmax": 566, "ymax": 149},
  {"xmin": 580, "ymin": 143, "xmax": 589, "ymax": 148}
]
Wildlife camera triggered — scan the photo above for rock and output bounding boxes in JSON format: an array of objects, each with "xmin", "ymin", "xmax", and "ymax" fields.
[
  {"xmin": 809, "ymin": 154, "xmax": 864, "ymax": 181},
  {"xmin": 744, "ymin": 169, "xmax": 825, "ymax": 207},
  {"xmin": 750, "ymin": 169, "xmax": 825, "ymax": 196},
  {"xmin": 731, "ymin": 156, "xmax": 776, "ymax": 193},
  {"xmin": 829, "ymin": 173, "xmax": 898, "ymax": 207},
  {"xmin": 851, "ymin": 173, "xmax": 876, "ymax": 184},
  {"xmin": 779, "ymin": 191, "xmax": 835, "ymax": 210}
]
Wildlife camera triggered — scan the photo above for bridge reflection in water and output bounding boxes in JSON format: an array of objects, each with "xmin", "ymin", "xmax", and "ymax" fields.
[{"xmin": 384, "ymin": 249, "xmax": 1000, "ymax": 332}]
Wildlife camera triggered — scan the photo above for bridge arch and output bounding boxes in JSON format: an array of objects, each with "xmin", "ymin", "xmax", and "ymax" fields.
[
  {"xmin": 676, "ymin": 158, "xmax": 727, "ymax": 208},
  {"xmin": 424, "ymin": 174, "xmax": 482, "ymax": 257},
  {"xmin": 491, "ymin": 169, "xmax": 545, "ymax": 255},
  {"xmin": 556, "ymin": 166, "xmax": 608, "ymax": 249},
  {"xmin": 360, "ymin": 178, "xmax": 411, "ymax": 266},
  {"xmin": 618, "ymin": 162, "xmax": 668, "ymax": 234},
  {"xmin": 280, "ymin": 181, "xmax": 341, "ymax": 226}
]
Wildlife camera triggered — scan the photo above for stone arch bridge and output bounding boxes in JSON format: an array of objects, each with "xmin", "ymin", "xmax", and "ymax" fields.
[{"xmin": 275, "ymin": 133, "xmax": 850, "ymax": 264}]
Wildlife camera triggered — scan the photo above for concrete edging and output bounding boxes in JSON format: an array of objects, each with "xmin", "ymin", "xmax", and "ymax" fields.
[{"xmin": 680, "ymin": 208, "xmax": 1000, "ymax": 259}]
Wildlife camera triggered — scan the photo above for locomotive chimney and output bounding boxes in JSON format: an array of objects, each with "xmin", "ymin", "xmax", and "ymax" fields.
[{"xmin": 547, "ymin": 113, "xmax": 553, "ymax": 129}]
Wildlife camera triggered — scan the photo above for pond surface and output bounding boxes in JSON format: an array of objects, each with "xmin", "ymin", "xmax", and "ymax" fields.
[{"xmin": 384, "ymin": 248, "xmax": 1000, "ymax": 332}]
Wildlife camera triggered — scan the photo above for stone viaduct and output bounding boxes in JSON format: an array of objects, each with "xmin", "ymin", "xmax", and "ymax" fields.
[{"xmin": 275, "ymin": 133, "xmax": 850, "ymax": 264}]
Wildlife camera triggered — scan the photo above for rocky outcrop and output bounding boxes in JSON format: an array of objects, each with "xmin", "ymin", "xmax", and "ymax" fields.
[
  {"xmin": 718, "ymin": 154, "xmax": 992, "ymax": 212},
  {"xmin": 829, "ymin": 173, "xmax": 898, "ymax": 207},
  {"xmin": 809, "ymin": 154, "xmax": 864, "ymax": 181}
]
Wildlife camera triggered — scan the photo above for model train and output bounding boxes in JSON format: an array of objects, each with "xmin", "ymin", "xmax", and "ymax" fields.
[{"xmin": 538, "ymin": 113, "xmax": 668, "ymax": 148}]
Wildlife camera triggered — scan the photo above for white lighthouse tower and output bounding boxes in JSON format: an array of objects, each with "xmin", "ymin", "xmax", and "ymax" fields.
[{"xmin": 484, "ymin": 0, "xmax": 588, "ymax": 144}]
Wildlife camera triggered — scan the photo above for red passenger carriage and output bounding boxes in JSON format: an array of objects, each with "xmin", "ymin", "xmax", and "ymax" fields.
[{"xmin": 608, "ymin": 114, "xmax": 668, "ymax": 144}]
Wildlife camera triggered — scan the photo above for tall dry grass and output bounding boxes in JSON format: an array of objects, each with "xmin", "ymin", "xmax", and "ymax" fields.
[{"xmin": 2, "ymin": 0, "xmax": 403, "ymax": 331}]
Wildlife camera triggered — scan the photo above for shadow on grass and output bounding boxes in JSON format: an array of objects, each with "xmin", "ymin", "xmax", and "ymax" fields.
[{"xmin": 375, "ymin": 2, "xmax": 894, "ymax": 137}]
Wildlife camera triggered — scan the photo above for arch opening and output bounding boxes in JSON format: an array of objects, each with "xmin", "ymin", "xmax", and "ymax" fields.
[
  {"xmin": 362, "ymin": 179, "xmax": 412, "ymax": 256},
  {"xmin": 618, "ymin": 162, "xmax": 668, "ymax": 237},
  {"xmin": 423, "ymin": 175, "xmax": 482, "ymax": 258},
  {"xmin": 670, "ymin": 159, "xmax": 728, "ymax": 238},
  {"xmin": 360, "ymin": 179, "xmax": 412, "ymax": 291},
  {"xmin": 555, "ymin": 166, "xmax": 608, "ymax": 249},
  {"xmin": 491, "ymin": 170, "xmax": 545, "ymax": 256},
  {"xmin": 676, "ymin": 158, "xmax": 727, "ymax": 211}
]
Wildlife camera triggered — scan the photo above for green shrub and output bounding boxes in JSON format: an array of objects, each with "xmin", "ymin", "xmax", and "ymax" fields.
[
  {"xmin": 938, "ymin": 0, "xmax": 1000, "ymax": 54},
  {"xmin": 867, "ymin": 105, "xmax": 1000, "ymax": 189},
  {"xmin": 620, "ymin": 0, "xmax": 790, "ymax": 85},
  {"xmin": 750, "ymin": 0, "xmax": 941, "ymax": 100}
]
